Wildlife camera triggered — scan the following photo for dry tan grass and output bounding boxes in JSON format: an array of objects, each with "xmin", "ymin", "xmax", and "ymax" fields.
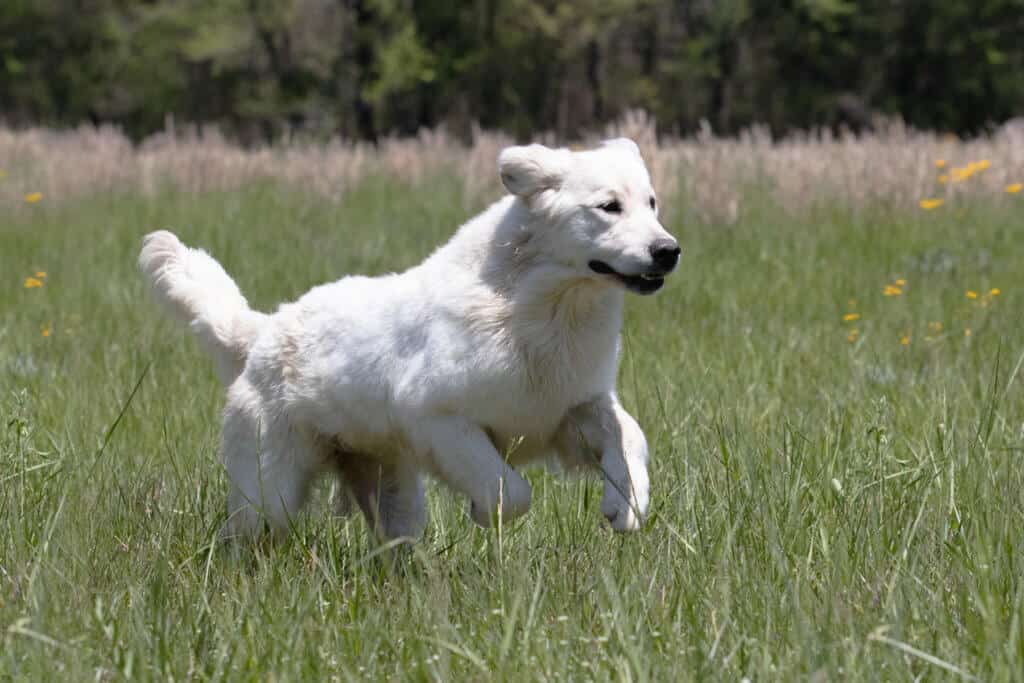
[{"xmin": 2, "ymin": 113, "xmax": 1023, "ymax": 221}]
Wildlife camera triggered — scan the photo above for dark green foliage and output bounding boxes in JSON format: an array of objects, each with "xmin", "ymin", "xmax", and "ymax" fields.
[{"xmin": 2, "ymin": 0, "xmax": 1023, "ymax": 139}]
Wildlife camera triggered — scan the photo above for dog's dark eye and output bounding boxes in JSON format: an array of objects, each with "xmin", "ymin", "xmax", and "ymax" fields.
[
  {"xmin": 649, "ymin": 196, "xmax": 657, "ymax": 210},
  {"xmin": 598, "ymin": 200, "xmax": 622, "ymax": 214}
]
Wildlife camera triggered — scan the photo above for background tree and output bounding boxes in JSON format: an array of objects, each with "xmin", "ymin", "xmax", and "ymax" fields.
[{"xmin": 1, "ymin": 0, "xmax": 1022, "ymax": 141}]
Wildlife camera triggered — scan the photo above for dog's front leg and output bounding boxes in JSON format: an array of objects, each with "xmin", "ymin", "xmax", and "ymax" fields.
[
  {"xmin": 415, "ymin": 416, "xmax": 532, "ymax": 527},
  {"xmin": 555, "ymin": 394, "xmax": 650, "ymax": 532}
]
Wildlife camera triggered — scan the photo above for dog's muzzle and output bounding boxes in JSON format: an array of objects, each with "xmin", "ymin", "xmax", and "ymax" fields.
[{"xmin": 588, "ymin": 257, "xmax": 677, "ymax": 295}]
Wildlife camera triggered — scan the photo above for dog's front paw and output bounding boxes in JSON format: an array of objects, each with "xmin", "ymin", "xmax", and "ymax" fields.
[{"xmin": 600, "ymin": 475, "xmax": 649, "ymax": 532}]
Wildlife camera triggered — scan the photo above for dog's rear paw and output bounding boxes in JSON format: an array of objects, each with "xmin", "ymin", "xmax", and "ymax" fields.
[
  {"xmin": 470, "ymin": 502, "xmax": 526, "ymax": 527},
  {"xmin": 332, "ymin": 488, "xmax": 357, "ymax": 519},
  {"xmin": 469, "ymin": 480, "xmax": 532, "ymax": 527}
]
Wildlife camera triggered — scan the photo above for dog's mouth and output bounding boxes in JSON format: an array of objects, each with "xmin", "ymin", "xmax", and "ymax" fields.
[{"xmin": 588, "ymin": 260, "xmax": 668, "ymax": 295}]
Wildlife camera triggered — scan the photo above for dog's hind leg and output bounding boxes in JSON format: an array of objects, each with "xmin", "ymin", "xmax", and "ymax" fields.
[
  {"xmin": 416, "ymin": 417, "xmax": 532, "ymax": 527},
  {"xmin": 220, "ymin": 383, "xmax": 322, "ymax": 540},
  {"xmin": 331, "ymin": 475, "xmax": 357, "ymax": 519},
  {"xmin": 336, "ymin": 457, "xmax": 427, "ymax": 541}
]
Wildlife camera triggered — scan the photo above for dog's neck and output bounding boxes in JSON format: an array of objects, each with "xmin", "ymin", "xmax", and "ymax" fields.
[
  {"xmin": 480, "ymin": 198, "xmax": 624, "ymax": 331},
  {"xmin": 510, "ymin": 264, "xmax": 623, "ymax": 330}
]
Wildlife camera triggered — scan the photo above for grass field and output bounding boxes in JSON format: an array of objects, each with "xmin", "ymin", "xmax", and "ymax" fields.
[{"xmin": 2, "ymin": 148, "xmax": 1024, "ymax": 680}]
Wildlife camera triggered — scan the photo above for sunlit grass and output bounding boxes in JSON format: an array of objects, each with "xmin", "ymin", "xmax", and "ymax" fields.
[{"xmin": 1, "ymin": 175, "xmax": 1022, "ymax": 680}]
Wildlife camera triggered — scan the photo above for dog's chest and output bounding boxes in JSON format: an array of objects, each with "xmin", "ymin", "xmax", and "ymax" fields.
[{"xmin": 472, "ymin": 313, "xmax": 620, "ymax": 440}]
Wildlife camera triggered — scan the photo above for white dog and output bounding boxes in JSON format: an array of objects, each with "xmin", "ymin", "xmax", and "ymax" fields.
[{"xmin": 139, "ymin": 138, "xmax": 679, "ymax": 541}]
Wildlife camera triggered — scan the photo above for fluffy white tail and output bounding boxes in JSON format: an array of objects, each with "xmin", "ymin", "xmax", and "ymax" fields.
[{"xmin": 139, "ymin": 231, "xmax": 267, "ymax": 384}]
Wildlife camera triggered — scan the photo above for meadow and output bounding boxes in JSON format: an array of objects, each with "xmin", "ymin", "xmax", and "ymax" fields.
[{"xmin": 2, "ymin": 120, "xmax": 1023, "ymax": 680}]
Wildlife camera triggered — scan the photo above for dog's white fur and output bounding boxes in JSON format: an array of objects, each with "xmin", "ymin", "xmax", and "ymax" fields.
[{"xmin": 140, "ymin": 138, "xmax": 678, "ymax": 540}]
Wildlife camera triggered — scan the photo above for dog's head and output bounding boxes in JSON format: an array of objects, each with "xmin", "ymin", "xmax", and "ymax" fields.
[{"xmin": 498, "ymin": 138, "xmax": 679, "ymax": 295}]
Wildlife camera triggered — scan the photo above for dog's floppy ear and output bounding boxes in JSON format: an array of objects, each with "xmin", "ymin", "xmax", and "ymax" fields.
[
  {"xmin": 498, "ymin": 144, "xmax": 571, "ymax": 197},
  {"xmin": 601, "ymin": 137, "xmax": 642, "ymax": 158}
]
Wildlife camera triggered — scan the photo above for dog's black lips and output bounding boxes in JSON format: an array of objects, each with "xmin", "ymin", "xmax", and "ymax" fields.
[{"xmin": 588, "ymin": 260, "xmax": 666, "ymax": 295}]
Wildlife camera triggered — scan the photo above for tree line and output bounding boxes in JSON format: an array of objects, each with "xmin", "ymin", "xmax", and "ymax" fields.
[{"xmin": 2, "ymin": 0, "xmax": 1023, "ymax": 142}]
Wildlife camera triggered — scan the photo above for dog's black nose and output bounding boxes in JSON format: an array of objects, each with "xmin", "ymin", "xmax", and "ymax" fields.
[{"xmin": 649, "ymin": 239, "xmax": 681, "ymax": 270}]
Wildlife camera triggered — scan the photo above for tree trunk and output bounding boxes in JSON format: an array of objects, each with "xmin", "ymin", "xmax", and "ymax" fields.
[{"xmin": 349, "ymin": 0, "xmax": 377, "ymax": 142}]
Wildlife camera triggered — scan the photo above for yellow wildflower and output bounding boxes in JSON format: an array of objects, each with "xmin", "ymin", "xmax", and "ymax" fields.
[
  {"xmin": 938, "ymin": 174, "xmax": 949, "ymax": 184},
  {"xmin": 966, "ymin": 290, "xmax": 978, "ymax": 299},
  {"xmin": 900, "ymin": 335, "xmax": 911, "ymax": 346},
  {"xmin": 847, "ymin": 329, "xmax": 860, "ymax": 343},
  {"xmin": 949, "ymin": 161, "xmax": 989, "ymax": 182},
  {"xmin": 24, "ymin": 192, "xmax": 43, "ymax": 203},
  {"xmin": 919, "ymin": 198, "xmax": 944, "ymax": 210},
  {"xmin": 964, "ymin": 328, "xmax": 972, "ymax": 337},
  {"xmin": 842, "ymin": 313, "xmax": 860, "ymax": 322},
  {"xmin": 35, "ymin": 271, "xmax": 46, "ymax": 278},
  {"xmin": 41, "ymin": 325, "xmax": 51, "ymax": 338},
  {"xmin": 928, "ymin": 321, "xmax": 943, "ymax": 333},
  {"xmin": 895, "ymin": 278, "xmax": 906, "ymax": 286},
  {"xmin": 990, "ymin": 288, "xmax": 1000, "ymax": 296},
  {"xmin": 934, "ymin": 159, "xmax": 946, "ymax": 168},
  {"xmin": 883, "ymin": 285, "xmax": 902, "ymax": 296},
  {"xmin": 1007, "ymin": 183, "xmax": 1022, "ymax": 194},
  {"xmin": 24, "ymin": 276, "xmax": 43, "ymax": 289}
]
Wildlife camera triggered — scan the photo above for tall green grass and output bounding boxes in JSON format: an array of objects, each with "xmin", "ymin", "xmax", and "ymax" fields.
[{"xmin": 2, "ymin": 179, "xmax": 1022, "ymax": 680}]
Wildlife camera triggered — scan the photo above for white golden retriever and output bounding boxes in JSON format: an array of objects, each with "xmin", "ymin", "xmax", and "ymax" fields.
[{"xmin": 139, "ymin": 138, "xmax": 679, "ymax": 541}]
